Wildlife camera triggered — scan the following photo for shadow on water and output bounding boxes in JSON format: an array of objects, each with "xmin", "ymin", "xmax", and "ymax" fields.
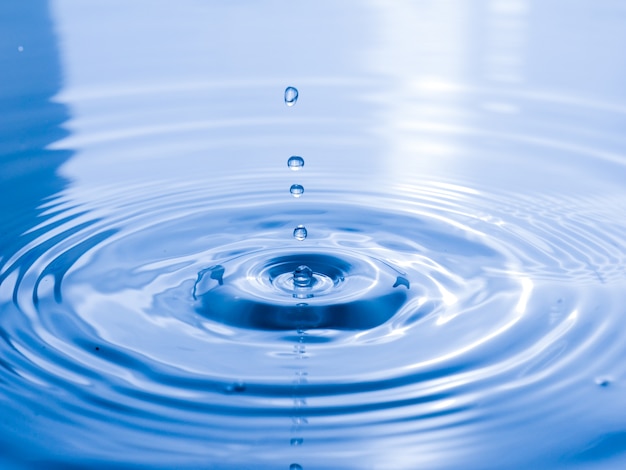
[{"xmin": 0, "ymin": 1, "xmax": 72, "ymax": 466}]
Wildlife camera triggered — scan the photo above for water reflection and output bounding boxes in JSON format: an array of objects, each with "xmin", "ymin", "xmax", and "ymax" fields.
[
  {"xmin": 2, "ymin": 2, "xmax": 626, "ymax": 469},
  {"xmin": 0, "ymin": 0, "xmax": 73, "ymax": 466},
  {"xmin": 0, "ymin": 0, "xmax": 72, "ymax": 257}
]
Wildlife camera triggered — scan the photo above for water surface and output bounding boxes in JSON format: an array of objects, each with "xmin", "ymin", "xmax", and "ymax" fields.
[{"xmin": 1, "ymin": 1, "xmax": 626, "ymax": 469}]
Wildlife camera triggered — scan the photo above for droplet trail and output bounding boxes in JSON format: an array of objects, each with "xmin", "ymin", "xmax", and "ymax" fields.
[
  {"xmin": 284, "ymin": 86, "xmax": 299, "ymax": 106},
  {"xmin": 288, "ymin": 156, "xmax": 304, "ymax": 171}
]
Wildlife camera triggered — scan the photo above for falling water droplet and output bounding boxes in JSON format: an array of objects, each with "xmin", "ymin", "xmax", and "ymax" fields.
[
  {"xmin": 288, "ymin": 156, "xmax": 304, "ymax": 171},
  {"xmin": 290, "ymin": 184, "xmax": 304, "ymax": 197},
  {"xmin": 293, "ymin": 265, "xmax": 313, "ymax": 288},
  {"xmin": 284, "ymin": 86, "xmax": 299, "ymax": 106},
  {"xmin": 293, "ymin": 225, "xmax": 307, "ymax": 241},
  {"xmin": 17, "ymin": 46, "xmax": 24, "ymax": 53},
  {"xmin": 289, "ymin": 464, "xmax": 303, "ymax": 470},
  {"xmin": 290, "ymin": 438, "xmax": 304, "ymax": 446}
]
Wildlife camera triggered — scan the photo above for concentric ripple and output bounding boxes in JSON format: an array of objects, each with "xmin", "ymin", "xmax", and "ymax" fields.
[
  {"xmin": 193, "ymin": 249, "xmax": 410, "ymax": 330},
  {"xmin": 2, "ymin": 77, "xmax": 626, "ymax": 468}
]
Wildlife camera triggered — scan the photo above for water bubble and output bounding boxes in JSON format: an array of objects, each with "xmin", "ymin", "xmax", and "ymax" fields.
[
  {"xmin": 284, "ymin": 86, "xmax": 299, "ymax": 106},
  {"xmin": 289, "ymin": 464, "xmax": 303, "ymax": 470},
  {"xmin": 288, "ymin": 156, "xmax": 304, "ymax": 171},
  {"xmin": 293, "ymin": 225, "xmax": 307, "ymax": 241},
  {"xmin": 293, "ymin": 265, "xmax": 313, "ymax": 288},
  {"xmin": 290, "ymin": 184, "xmax": 304, "ymax": 197}
]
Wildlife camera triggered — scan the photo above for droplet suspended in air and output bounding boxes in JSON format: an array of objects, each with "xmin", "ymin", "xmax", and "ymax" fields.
[
  {"xmin": 290, "ymin": 184, "xmax": 304, "ymax": 197},
  {"xmin": 595, "ymin": 377, "xmax": 612, "ymax": 387},
  {"xmin": 17, "ymin": 46, "xmax": 24, "ymax": 53},
  {"xmin": 293, "ymin": 265, "xmax": 313, "ymax": 288},
  {"xmin": 293, "ymin": 225, "xmax": 307, "ymax": 241},
  {"xmin": 284, "ymin": 86, "xmax": 299, "ymax": 106},
  {"xmin": 288, "ymin": 156, "xmax": 304, "ymax": 171}
]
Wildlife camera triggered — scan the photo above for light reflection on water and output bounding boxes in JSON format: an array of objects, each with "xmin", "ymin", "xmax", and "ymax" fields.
[{"xmin": 1, "ymin": 1, "xmax": 626, "ymax": 469}]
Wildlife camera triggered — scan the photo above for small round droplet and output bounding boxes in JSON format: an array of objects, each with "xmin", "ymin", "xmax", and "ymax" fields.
[
  {"xmin": 595, "ymin": 377, "xmax": 612, "ymax": 387},
  {"xmin": 284, "ymin": 86, "xmax": 298, "ymax": 106},
  {"xmin": 293, "ymin": 265, "xmax": 313, "ymax": 288},
  {"xmin": 290, "ymin": 438, "xmax": 304, "ymax": 446},
  {"xmin": 225, "ymin": 381, "xmax": 246, "ymax": 393},
  {"xmin": 17, "ymin": 46, "xmax": 24, "ymax": 53},
  {"xmin": 289, "ymin": 464, "xmax": 303, "ymax": 470},
  {"xmin": 293, "ymin": 225, "xmax": 307, "ymax": 241},
  {"xmin": 288, "ymin": 156, "xmax": 304, "ymax": 171},
  {"xmin": 290, "ymin": 184, "xmax": 304, "ymax": 197}
]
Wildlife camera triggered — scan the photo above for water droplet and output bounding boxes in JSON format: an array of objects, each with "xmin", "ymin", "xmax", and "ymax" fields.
[
  {"xmin": 595, "ymin": 377, "xmax": 612, "ymax": 387},
  {"xmin": 284, "ymin": 86, "xmax": 298, "ymax": 106},
  {"xmin": 290, "ymin": 438, "xmax": 304, "ymax": 446},
  {"xmin": 290, "ymin": 184, "xmax": 304, "ymax": 197},
  {"xmin": 293, "ymin": 265, "xmax": 313, "ymax": 288},
  {"xmin": 225, "ymin": 381, "xmax": 246, "ymax": 393},
  {"xmin": 17, "ymin": 46, "xmax": 24, "ymax": 53},
  {"xmin": 288, "ymin": 156, "xmax": 304, "ymax": 171},
  {"xmin": 289, "ymin": 464, "xmax": 303, "ymax": 470},
  {"xmin": 293, "ymin": 225, "xmax": 307, "ymax": 241}
]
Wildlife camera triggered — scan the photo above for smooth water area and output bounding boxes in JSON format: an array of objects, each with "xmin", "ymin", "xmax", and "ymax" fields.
[{"xmin": 1, "ymin": 1, "xmax": 626, "ymax": 469}]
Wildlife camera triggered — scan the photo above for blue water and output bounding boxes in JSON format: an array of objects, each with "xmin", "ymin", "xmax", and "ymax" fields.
[{"xmin": 2, "ymin": 1, "xmax": 626, "ymax": 469}]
